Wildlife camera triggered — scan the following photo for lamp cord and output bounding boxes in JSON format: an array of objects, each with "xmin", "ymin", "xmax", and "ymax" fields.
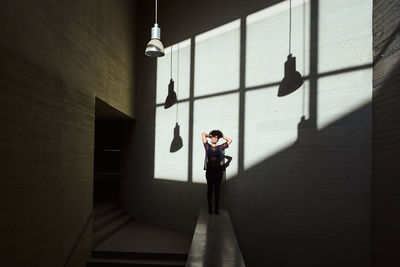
[
  {"xmin": 155, "ymin": 0, "xmax": 158, "ymax": 24},
  {"xmin": 289, "ymin": 0, "xmax": 292, "ymax": 54}
]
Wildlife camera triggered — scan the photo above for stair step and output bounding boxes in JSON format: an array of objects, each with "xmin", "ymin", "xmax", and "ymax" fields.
[
  {"xmin": 93, "ymin": 214, "xmax": 133, "ymax": 248},
  {"xmin": 94, "ymin": 204, "xmax": 121, "ymax": 220},
  {"xmin": 92, "ymin": 250, "xmax": 188, "ymax": 262},
  {"xmin": 94, "ymin": 208, "xmax": 126, "ymax": 233},
  {"xmin": 87, "ymin": 257, "xmax": 186, "ymax": 267}
]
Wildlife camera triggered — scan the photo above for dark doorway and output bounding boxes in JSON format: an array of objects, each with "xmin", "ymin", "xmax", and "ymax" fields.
[{"xmin": 93, "ymin": 98, "xmax": 133, "ymax": 208}]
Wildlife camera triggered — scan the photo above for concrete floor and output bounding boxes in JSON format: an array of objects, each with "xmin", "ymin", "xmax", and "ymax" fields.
[{"xmin": 94, "ymin": 220, "xmax": 192, "ymax": 254}]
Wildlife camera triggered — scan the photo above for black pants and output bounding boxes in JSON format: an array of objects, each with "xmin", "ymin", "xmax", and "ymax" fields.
[{"xmin": 206, "ymin": 167, "xmax": 223, "ymax": 211}]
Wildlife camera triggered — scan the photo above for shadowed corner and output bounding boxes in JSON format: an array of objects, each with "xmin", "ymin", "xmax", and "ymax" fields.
[
  {"xmin": 170, "ymin": 122, "xmax": 183, "ymax": 152},
  {"xmin": 164, "ymin": 78, "xmax": 177, "ymax": 109},
  {"xmin": 277, "ymin": 54, "xmax": 304, "ymax": 97}
]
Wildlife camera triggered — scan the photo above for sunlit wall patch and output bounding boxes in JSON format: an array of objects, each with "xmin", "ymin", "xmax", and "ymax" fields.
[
  {"xmin": 246, "ymin": 0, "xmax": 310, "ymax": 88},
  {"xmin": 317, "ymin": 69, "xmax": 372, "ymax": 130},
  {"xmin": 152, "ymin": 0, "xmax": 372, "ymax": 182},
  {"xmin": 318, "ymin": 0, "xmax": 372, "ymax": 73},
  {"xmin": 316, "ymin": 0, "xmax": 372, "ymax": 130},
  {"xmin": 192, "ymin": 93, "xmax": 239, "ymax": 184},
  {"xmin": 154, "ymin": 38, "xmax": 191, "ymax": 181},
  {"xmin": 156, "ymin": 39, "xmax": 191, "ymax": 105},
  {"xmin": 194, "ymin": 19, "xmax": 241, "ymax": 97},
  {"xmin": 244, "ymin": 86, "xmax": 304, "ymax": 171},
  {"xmin": 154, "ymin": 101, "xmax": 190, "ymax": 181}
]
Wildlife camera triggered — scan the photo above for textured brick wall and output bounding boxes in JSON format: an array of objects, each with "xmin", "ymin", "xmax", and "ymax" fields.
[
  {"xmin": 372, "ymin": 0, "xmax": 400, "ymax": 266},
  {"xmin": 0, "ymin": 1, "xmax": 135, "ymax": 266}
]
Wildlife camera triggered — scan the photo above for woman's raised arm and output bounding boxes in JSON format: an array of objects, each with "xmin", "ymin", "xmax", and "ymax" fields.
[
  {"xmin": 202, "ymin": 132, "xmax": 209, "ymax": 143},
  {"xmin": 222, "ymin": 135, "xmax": 232, "ymax": 145}
]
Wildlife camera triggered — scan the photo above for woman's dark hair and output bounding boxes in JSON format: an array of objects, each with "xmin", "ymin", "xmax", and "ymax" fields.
[{"xmin": 209, "ymin": 130, "xmax": 223, "ymax": 139}]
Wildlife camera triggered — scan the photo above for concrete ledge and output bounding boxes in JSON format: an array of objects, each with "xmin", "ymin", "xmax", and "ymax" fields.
[{"xmin": 186, "ymin": 209, "xmax": 246, "ymax": 267}]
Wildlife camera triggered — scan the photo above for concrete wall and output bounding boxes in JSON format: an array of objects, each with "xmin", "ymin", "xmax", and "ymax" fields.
[
  {"xmin": 372, "ymin": 0, "xmax": 400, "ymax": 266},
  {"xmin": 0, "ymin": 1, "xmax": 136, "ymax": 266},
  {"xmin": 123, "ymin": 0, "xmax": 372, "ymax": 266}
]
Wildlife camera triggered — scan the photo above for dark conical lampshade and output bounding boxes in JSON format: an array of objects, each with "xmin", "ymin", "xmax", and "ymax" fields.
[
  {"xmin": 164, "ymin": 79, "xmax": 177, "ymax": 109},
  {"xmin": 278, "ymin": 54, "xmax": 304, "ymax": 97},
  {"xmin": 170, "ymin": 123, "xmax": 183, "ymax": 152}
]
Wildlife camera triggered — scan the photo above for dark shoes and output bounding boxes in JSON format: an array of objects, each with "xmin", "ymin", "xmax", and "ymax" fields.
[{"xmin": 208, "ymin": 205, "xmax": 220, "ymax": 215}]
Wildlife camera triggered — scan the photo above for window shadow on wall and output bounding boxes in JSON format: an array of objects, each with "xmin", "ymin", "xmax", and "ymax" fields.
[{"xmin": 128, "ymin": 0, "xmax": 373, "ymax": 266}]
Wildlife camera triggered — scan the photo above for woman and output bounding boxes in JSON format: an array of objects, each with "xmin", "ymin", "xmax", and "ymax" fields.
[{"xmin": 202, "ymin": 130, "xmax": 232, "ymax": 214}]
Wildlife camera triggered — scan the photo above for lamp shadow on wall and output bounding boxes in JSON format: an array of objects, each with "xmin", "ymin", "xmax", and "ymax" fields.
[
  {"xmin": 277, "ymin": 54, "xmax": 304, "ymax": 97},
  {"xmin": 155, "ymin": 0, "xmax": 371, "ymax": 182},
  {"xmin": 164, "ymin": 78, "xmax": 177, "ymax": 109},
  {"xmin": 170, "ymin": 122, "xmax": 183, "ymax": 152},
  {"xmin": 152, "ymin": 0, "xmax": 373, "ymax": 192}
]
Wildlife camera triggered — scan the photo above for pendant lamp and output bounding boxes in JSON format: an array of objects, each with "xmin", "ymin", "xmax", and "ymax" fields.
[{"xmin": 145, "ymin": 0, "xmax": 165, "ymax": 57}]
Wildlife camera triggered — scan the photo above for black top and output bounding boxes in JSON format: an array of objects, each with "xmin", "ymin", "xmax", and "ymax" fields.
[{"xmin": 203, "ymin": 142, "xmax": 229, "ymax": 170}]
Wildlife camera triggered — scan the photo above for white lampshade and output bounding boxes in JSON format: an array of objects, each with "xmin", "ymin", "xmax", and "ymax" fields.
[
  {"xmin": 145, "ymin": 39, "xmax": 165, "ymax": 57},
  {"xmin": 145, "ymin": 23, "xmax": 165, "ymax": 57}
]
